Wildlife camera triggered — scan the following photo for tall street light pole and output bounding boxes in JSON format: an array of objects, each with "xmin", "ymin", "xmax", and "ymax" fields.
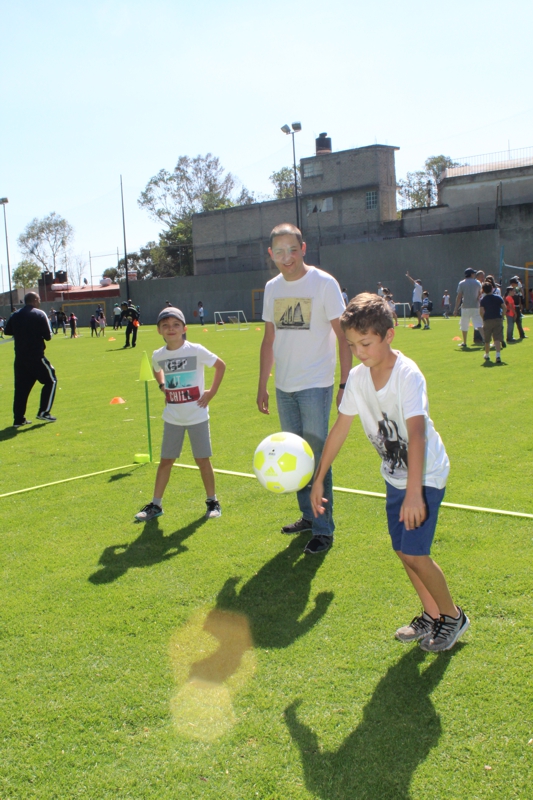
[
  {"xmin": 120, "ymin": 176, "xmax": 130, "ymax": 301},
  {"xmin": 0, "ymin": 198, "xmax": 14, "ymax": 312},
  {"xmin": 281, "ymin": 122, "xmax": 302, "ymax": 229}
]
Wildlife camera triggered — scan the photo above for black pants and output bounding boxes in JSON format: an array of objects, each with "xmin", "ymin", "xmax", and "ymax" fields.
[
  {"xmin": 14, "ymin": 356, "xmax": 57, "ymax": 424},
  {"xmin": 515, "ymin": 311, "xmax": 525, "ymax": 339},
  {"xmin": 125, "ymin": 321, "xmax": 137, "ymax": 347}
]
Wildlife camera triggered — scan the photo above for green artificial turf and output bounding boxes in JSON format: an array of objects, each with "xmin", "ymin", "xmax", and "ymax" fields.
[{"xmin": 1, "ymin": 319, "xmax": 532, "ymax": 799}]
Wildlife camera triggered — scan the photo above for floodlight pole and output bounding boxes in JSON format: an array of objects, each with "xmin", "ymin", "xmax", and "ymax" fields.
[
  {"xmin": 281, "ymin": 123, "xmax": 301, "ymax": 229},
  {"xmin": 120, "ymin": 176, "xmax": 130, "ymax": 301},
  {"xmin": 0, "ymin": 198, "xmax": 14, "ymax": 312}
]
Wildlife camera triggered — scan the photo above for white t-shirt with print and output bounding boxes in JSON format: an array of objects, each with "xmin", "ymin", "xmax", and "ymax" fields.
[
  {"xmin": 412, "ymin": 283, "xmax": 423, "ymax": 303},
  {"xmin": 339, "ymin": 351, "xmax": 449, "ymax": 489},
  {"xmin": 152, "ymin": 340, "xmax": 218, "ymax": 426},
  {"xmin": 262, "ymin": 266, "xmax": 345, "ymax": 392}
]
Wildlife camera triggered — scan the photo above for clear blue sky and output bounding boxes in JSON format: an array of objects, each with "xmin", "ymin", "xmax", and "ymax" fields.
[{"xmin": 1, "ymin": 0, "xmax": 532, "ymax": 282}]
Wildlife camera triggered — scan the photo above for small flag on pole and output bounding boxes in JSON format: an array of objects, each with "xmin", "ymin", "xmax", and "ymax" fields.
[{"xmin": 134, "ymin": 351, "xmax": 155, "ymax": 463}]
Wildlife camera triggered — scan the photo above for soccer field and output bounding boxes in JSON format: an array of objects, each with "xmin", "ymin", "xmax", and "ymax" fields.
[{"xmin": 1, "ymin": 319, "xmax": 532, "ymax": 799}]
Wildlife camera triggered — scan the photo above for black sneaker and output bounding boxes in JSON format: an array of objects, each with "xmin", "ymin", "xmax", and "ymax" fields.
[
  {"xmin": 304, "ymin": 535, "xmax": 333, "ymax": 554},
  {"xmin": 281, "ymin": 517, "xmax": 313, "ymax": 535},
  {"xmin": 36, "ymin": 412, "xmax": 57, "ymax": 423},
  {"xmin": 413, "ymin": 324, "xmax": 422, "ymax": 329},
  {"xmin": 420, "ymin": 607, "xmax": 470, "ymax": 652},
  {"xmin": 205, "ymin": 499, "xmax": 222, "ymax": 518},
  {"xmin": 134, "ymin": 503, "xmax": 163, "ymax": 522},
  {"xmin": 14, "ymin": 418, "xmax": 32, "ymax": 428}
]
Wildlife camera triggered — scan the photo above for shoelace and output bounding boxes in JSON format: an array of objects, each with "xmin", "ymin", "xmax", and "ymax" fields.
[{"xmin": 431, "ymin": 614, "xmax": 458, "ymax": 640}]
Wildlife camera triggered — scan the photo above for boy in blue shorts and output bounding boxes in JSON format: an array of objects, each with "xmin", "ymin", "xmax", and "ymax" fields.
[
  {"xmin": 310, "ymin": 293, "xmax": 469, "ymax": 652},
  {"xmin": 135, "ymin": 307, "xmax": 226, "ymax": 522}
]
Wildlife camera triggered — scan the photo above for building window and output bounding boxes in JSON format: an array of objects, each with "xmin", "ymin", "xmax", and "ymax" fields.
[
  {"xmin": 302, "ymin": 160, "xmax": 323, "ymax": 178},
  {"xmin": 366, "ymin": 191, "xmax": 378, "ymax": 210},
  {"xmin": 307, "ymin": 197, "xmax": 333, "ymax": 214}
]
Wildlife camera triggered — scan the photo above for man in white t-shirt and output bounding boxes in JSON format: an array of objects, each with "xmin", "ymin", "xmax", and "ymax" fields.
[
  {"xmin": 257, "ymin": 223, "xmax": 352, "ymax": 554},
  {"xmin": 405, "ymin": 272, "xmax": 423, "ymax": 328},
  {"xmin": 454, "ymin": 268, "xmax": 483, "ymax": 347}
]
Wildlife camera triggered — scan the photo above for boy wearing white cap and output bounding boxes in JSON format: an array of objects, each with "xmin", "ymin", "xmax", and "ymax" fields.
[{"xmin": 135, "ymin": 307, "xmax": 226, "ymax": 522}]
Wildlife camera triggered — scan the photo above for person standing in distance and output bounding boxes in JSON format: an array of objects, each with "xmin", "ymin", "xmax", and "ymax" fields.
[
  {"xmin": 405, "ymin": 272, "xmax": 423, "ymax": 328},
  {"xmin": 257, "ymin": 223, "xmax": 352, "ymax": 554},
  {"xmin": 121, "ymin": 300, "xmax": 140, "ymax": 348},
  {"xmin": 5, "ymin": 291, "xmax": 58, "ymax": 427}
]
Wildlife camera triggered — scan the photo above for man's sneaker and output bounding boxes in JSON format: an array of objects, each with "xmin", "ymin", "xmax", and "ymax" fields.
[
  {"xmin": 134, "ymin": 503, "xmax": 163, "ymax": 522},
  {"xmin": 281, "ymin": 517, "xmax": 313, "ymax": 535},
  {"xmin": 14, "ymin": 418, "xmax": 32, "ymax": 428},
  {"xmin": 496, "ymin": 357, "xmax": 502, "ymax": 364},
  {"xmin": 420, "ymin": 607, "xmax": 470, "ymax": 652},
  {"xmin": 395, "ymin": 611, "xmax": 436, "ymax": 643},
  {"xmin": 458, "ymin": 342, "xmax": 466, "ymax": 348},
  {"xmin": 483, "ymin": 353, "xmax": 490, "ymax": 361},
  {"xmin": 205, "ymin": 499, "xmax": 222, "ymax": 518},
  {"xmin": 36, "ymin": 412, "xmax": 57, "ymax": 423},
  {"xmin": 412, "ymin": 324, "xmax": 422, "ymax": 329},
  {"xmin": 304, "ymin": 535, "xmax": 333, "ymax": 555}
]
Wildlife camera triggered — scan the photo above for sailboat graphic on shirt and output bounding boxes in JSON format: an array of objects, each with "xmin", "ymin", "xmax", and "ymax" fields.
[{"xmin": 274, "ymin": 297, "xmax": 312, "ymax": 330}]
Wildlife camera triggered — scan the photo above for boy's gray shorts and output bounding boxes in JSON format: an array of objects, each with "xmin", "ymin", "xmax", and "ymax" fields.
[{"xmin": 161, "ymin": 420, "xmax": 212, "ymax": 460}]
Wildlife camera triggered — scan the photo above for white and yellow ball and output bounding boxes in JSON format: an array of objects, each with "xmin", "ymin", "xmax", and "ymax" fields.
[{"xmin": 253, "ymin": 432, "xmax": 315, "ymax": 494}]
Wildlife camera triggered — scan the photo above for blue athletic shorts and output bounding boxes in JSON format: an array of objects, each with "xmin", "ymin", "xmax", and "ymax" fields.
[{"xmin": 385, "ymin": 483, "xmax": 445, "ymax": 556}]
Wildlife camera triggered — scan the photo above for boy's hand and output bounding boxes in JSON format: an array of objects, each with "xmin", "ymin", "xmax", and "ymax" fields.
[
  {"xmin": 310, "ymin": 479, "xmax": 327, "ymax": 518},
  {"xmin": 257, "ymin": 388, "xmax": 269, "ymax": 415},
  {"xmin": 197, "ymin": 389, "xmax": 215, "ymax": 408},
  {"xmin": 399, "ymin": 490, "xmax": 427, "ymax": 530}
]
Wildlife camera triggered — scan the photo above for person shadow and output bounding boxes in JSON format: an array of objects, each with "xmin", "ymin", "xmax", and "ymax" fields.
[
  {"xmin": 88, "ymin": 516, "xmax": 207, "ymax": 585},
  {"xmin": 188, "ymin": 535, "xmax": 333, "ymax": 685},
  {"xmin": 284, "ymin": 645, "xmax": 458, "ymax": 800}
]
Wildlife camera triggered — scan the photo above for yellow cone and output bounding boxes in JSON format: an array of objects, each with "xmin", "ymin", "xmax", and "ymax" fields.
[{"xmin": 139, "ymin": 350, "xmax": 154, "ymax": 382}]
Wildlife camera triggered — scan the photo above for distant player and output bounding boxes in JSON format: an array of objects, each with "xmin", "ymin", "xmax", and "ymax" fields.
[
  {"xmin": 135, "ymin": 307, "xmax": 226, "ymax": 523},
  {"xmin": 311, "ymin": 293, "xmax": 469, "ymax": 652}
]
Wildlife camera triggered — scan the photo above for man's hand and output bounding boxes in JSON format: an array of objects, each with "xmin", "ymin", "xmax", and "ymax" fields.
[
  {"xmin": 399, "ymin": 490, "xmax": 427, "ymax": 530},
  {"xmin": 310, "ymin": 478, "xmax": 327, "ymax": 518},
  {"xmin": 257, "ymin": 388, "xmax": 269, "ymax": 415}
]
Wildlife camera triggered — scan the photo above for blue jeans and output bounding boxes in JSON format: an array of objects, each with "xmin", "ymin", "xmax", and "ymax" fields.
[{"xmin": 276, "ymin": 386, "xmax": 334, "ymax": 538}]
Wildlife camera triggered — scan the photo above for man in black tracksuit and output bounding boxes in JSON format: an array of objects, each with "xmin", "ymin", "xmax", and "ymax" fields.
[
  {"xmin": 5, "ymin": 292, "xmax": 58, "ymax": 427},
  {"xmin": 121, "ymin": 301, "xmax": 140, "ymax": 348}
]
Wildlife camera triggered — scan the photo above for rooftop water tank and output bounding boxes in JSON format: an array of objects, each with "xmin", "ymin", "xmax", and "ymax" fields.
[{"xmin": 316, "ymin": 132, "xmax": 332, "ymax": 154}]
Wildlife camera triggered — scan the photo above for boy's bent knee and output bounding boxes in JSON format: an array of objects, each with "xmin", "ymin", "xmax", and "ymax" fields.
[{"xmin": 397, "ymin": 551, "xmax": 431, "ymax": 570}]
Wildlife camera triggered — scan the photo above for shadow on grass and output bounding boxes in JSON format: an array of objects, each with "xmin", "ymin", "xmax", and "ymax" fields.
[
  {"xmin": 0, "ymin": 423, "xmax": 48, "ymax": 441},
  {"xmin": 206, "ymin": 535, "xmax": 333, "ymax": 650},
  {"xmin": 88, "ymin": 516, "xmax": 207, "ymax": 585},
  {"xmin": 285, "ymin": 645, "xmax": 460, "ymax": 800},
  {"xmin": 108, "ymin": 472, "xmax": 134, "ymax": 482}
]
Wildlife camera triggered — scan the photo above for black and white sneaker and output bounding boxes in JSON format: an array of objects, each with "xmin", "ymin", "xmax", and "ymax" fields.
[
  {"xmin": 281, "ymin": 517, "xmax": 313, "ymax": 535},
  {"xmin": 304, "ymin": 535, "xmax": 333, "ymax": 555},
  {"xmin": 395, "ymin": 611, "xmax": 436, "ymax": 642},
  {"xmin": 134, "ymin": 503, "xmax": 163, "ymax": 522},
  {"xmin": 36, "ymin": 412, "xmax": 57, "ymax": 423},
  {"xmin": 205, "ymin": 499, "xmax": 222, "ymax": 518},
  {"xmin": 420, "ymin": 607, "xmax": 470, "ymax": 652},
  {"xmin": 14, "ymin": 418, "xmax": 32, "ymax": 428}
]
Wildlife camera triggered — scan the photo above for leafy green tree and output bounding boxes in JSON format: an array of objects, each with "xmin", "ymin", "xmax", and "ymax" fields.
[
  {"xmin": 18, "ymin": 212, "xmax": 74, "ymax": 273},
  {"xmin": 102, "ymin": 267, "xmax": 119, "ymax": 283},
  {"xmin": 397, "ymin": 155, "xmax": 460, "ymax": 209},
  {"xmin": 12, "ymin": 259, "xmax": 42, "ymax": 291},
  {"xmin": 270, "ymin": 166, "xmax": 301, "ymax": 199}
]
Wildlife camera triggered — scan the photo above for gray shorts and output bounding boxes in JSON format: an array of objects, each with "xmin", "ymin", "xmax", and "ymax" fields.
[{"xmin": 161, "ymin": 420, "xmax": 212, "ymax": 460}]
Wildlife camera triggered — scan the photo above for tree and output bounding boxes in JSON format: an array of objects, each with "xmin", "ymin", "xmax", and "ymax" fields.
[
  {"xmin": 12, "ymin": 260, "xmax": 42, "ymax": 291},
  {"xmin": 18, "ymin": 212, "xmax": 74, "ymax": 274},
  {"xmin": 102, "ymin": 267, "xmax": 119, "ymax": 283},
  {"xmin": 67, "ymin": 252, "xmax": 87, "ymax": 286},
  {"xmin": 137, "ymin": 154, "xmax": 254, "ymax": 279},
  {"xmin": 397, "ymin": 155, "xmax": 460, "ymax": 209},
  {"xmin": 138, "ymin": 154, "xmax": 239, "ymax": 229},
  {"xmin": 270, "ymin": 166, "xmax": 301, "ymax": 199}
]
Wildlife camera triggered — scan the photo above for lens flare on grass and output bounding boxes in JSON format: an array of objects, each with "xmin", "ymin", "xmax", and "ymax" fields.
[{"xmin": 169, "ymin": 607, "xmax": 256, "ymax": 741}]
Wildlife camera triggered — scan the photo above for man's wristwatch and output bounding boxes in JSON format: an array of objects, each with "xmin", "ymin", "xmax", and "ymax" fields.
[
  {"xmin": 159, "ymin": 383, "xmax": 165, "ymax": 391},
  {"xmin": 339, "ymin": 383, "xmax": 346, "ymax": 390}
]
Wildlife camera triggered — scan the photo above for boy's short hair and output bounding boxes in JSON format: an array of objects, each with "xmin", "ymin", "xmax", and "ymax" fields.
[
  {"xmin": 270, "ymin": 223, "xmax": 303, "ymax": 247},
  {"xmin": 482, "ymin": 281, "xmax": 493, "ymax": 294},
  {"xmin": 341, "ymin": 293, "xmax": 394, "ymax": 338}
]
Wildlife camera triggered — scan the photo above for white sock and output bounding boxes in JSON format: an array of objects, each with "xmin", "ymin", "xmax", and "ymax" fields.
[{"xmin": 152, "ymin": 497, "xmax": 162, "ymax": 508}]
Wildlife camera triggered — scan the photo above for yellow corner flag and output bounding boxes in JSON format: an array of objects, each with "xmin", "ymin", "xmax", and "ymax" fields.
[{"xmin": 139, "ymin": 351, "xmax": 155, "ymax": 382}]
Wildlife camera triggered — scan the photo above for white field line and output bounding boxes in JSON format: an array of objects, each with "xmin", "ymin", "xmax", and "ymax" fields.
[{"xmin": 2, "ymin": 461, "xmax": 532, "ymax": 519}]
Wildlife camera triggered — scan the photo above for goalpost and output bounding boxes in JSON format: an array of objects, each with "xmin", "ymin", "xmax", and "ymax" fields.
[{"xmin": 214, "ymin": 310, "xmax": 249, "ymax": 330}]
